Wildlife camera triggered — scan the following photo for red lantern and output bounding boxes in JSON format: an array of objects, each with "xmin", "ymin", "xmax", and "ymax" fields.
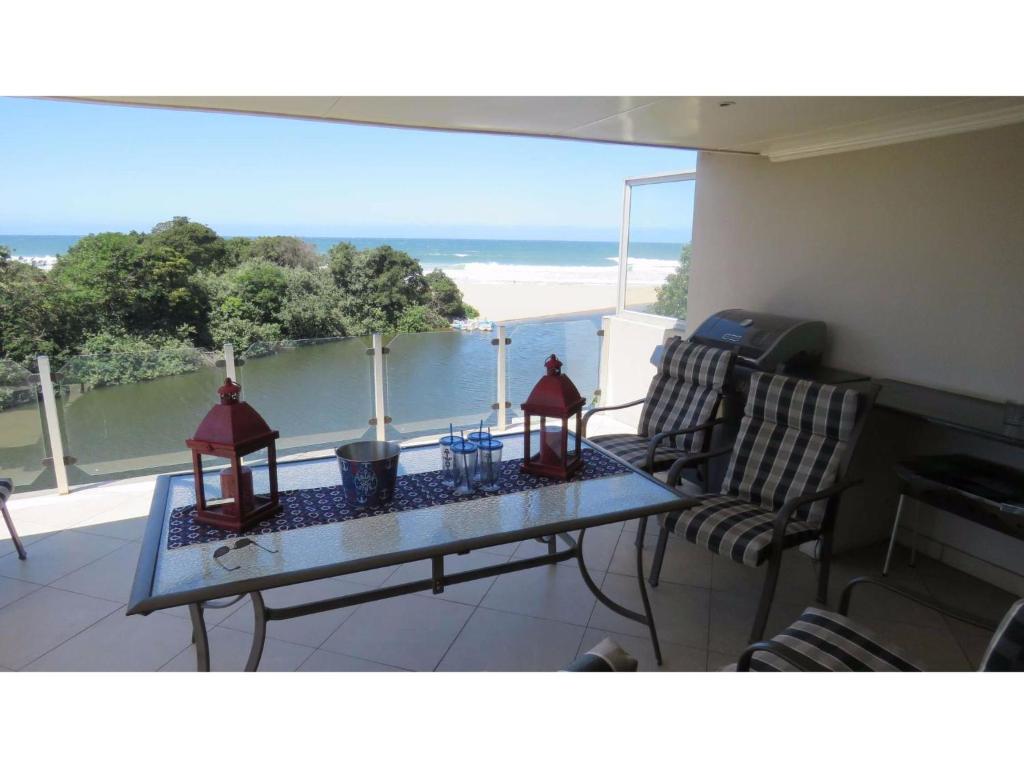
[
  {"xmin": 185, "ymin": 378, "xmax": 281, "ymax": 531},
  {"xmin": 521, "ymin": 354, "xmax": 585, "ymax": 480}
]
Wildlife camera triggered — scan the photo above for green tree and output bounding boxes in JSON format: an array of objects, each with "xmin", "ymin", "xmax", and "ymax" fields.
[
  {"xmin": 395, "ymin": 304, "xmax": 448, "ymax": 333},
  {"xmin": 278, "ymin": 268, "xmax": 347, "ymax": 339},
  {"xmin": 651, "ymin": 243, "xmax": 692, "ymax": 320},
  {"xmin": 328, "ymin": 244, "xmax": 430, "ymax": 332},
  {"xmin": 425, "ymin": 269, "xmax": 476, "ymax": 320},
  {"xmin": 0, "ymin": 246, "xmax": 62, "ymax": 366},
  {"xmin": 247, "ymin": 236, "xmax": 321, "ymax": 270},
  {"xmin": 149, "ymin": 216, "xmax": 227, "ymax": 270}
]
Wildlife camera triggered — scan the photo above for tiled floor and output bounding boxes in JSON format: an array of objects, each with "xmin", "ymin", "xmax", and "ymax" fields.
[{"xmin": 1, "ymin": 475, "xmax": 1018, "ymax": 672}]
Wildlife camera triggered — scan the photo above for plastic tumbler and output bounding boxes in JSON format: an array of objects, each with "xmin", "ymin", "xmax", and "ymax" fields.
[
  {"xmin": 450, "ymin": 440, "xmax": 479, "ymax": 495},
  {"xmin": 475, "ymin": 438, "xmax": 503, "ymax": 491},
  {"xmin": 439, "ymin": 435, "xmax": 465, "ymax": 488}
]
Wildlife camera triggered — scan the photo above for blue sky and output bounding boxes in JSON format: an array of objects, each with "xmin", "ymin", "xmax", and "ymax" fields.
[{"xmin": 0, "ymin": 98, "xmax": 696, "ymax": 242}]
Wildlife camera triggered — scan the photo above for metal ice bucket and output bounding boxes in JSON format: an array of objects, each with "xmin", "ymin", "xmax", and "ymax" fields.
[{"xmin": 335, "ymin": 440, "xmax": 401, "ymax": 508}]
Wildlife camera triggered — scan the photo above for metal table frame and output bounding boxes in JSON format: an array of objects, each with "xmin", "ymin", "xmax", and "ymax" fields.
[{"xmin": 129, "ymin": 437, "xmax": 684, "ymax": 671}]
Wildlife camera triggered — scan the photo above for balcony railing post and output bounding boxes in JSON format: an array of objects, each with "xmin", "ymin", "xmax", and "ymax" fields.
[
  {"xmin": 37, "ymin": 355, "xmax": 70, "ymax": 495},
  {"xmin": 223, "ymin": 343, "xmax": 237, "ymax": 381},
  {"xmin": 597, "ymin": 316, "xmax": 612, "ymax": 407},
  {"xmin": 496, "ymin": 324, "xmax": 508, "ymax": 431},
  {"xmin": 372, "ymin": 333, "xmax": 387, "ymax": 441}
]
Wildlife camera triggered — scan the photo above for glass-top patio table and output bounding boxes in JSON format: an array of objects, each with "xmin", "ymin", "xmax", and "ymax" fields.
[{"xmin": 127, "ymin": 432, "xmax": 687, "ymax": 671}]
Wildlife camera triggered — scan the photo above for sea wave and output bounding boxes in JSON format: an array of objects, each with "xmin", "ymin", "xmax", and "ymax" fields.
[{"xmin": 421, "ymin": 258, "xmax": 678, "ymax": 286}]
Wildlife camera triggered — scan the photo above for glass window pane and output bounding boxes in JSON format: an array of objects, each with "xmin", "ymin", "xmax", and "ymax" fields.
[
  {"xmin": 507, "ymin": 318, "xmax": 602, "ymax": 419},
  {"xmin": 238, "ymin": 337, "xmax": 374, "ymax": 457},
  {"xmin": 624, "ymin": 179, "xmax": 695, "ymax": 321},
  {"xmin": 0, "ymin": 359, "xmax": 50, "ymax": 491},
  {"xmin": 384, "ymin": 331, "xmax": 497, "ymax": 441},
  {"xmin": 57, "ymin": 349, "xmax": 224, "ymax": 481}
]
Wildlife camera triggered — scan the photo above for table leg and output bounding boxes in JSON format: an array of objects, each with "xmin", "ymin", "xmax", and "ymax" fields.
[
  {"xmin": 575, "ymin": 521, "xmax": 663, "ymax": 666},
  {"xmin": 882, "ymin": 494, "xmax": 906, "ymax": 576},
  {"xmin": 188, "ymin": 603, "xmax": 211, "ymax": 672},
  {"xmin": 245, "ymin": 591, "xmax": 268, "ymax": 672}
]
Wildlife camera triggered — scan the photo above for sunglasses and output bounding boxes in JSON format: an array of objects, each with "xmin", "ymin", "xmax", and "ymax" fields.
[{"xmin": 212, "ymin": 538, "xmax": 278, "ymax": 571}]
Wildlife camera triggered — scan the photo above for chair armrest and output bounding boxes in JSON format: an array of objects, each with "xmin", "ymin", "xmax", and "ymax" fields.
[
  {"xmin": 772, "ymin": 478, "xmax": 863, "ymax": 533},
  {"xmin": 736, "ymin": 640, "xmax": 830, "ymax": 672},
  {"xmin": 645, "ymin": 418, "xmax": 728, "ymax": 470},
  {"xmin": 838, "ymin": 577, "xmax": 998, "ymax": 631},
  {"xmin": 665, "ymin": 446, "xmax": 733, "ymax": 487},
  {"xmin": 581, "ymin": 398, "xmax": 646, "ymax": 437}
]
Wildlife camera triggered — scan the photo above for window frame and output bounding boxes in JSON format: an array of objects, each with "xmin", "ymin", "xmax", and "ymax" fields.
[{"xmin": 615, "ymin": 169, "xmax": 697, "ymax": 322}]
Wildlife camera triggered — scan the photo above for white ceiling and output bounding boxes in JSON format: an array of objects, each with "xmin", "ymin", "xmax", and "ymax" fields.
[{"xmin": 65, "ymin": 96, "xmax": 1024, "ymax": 161}]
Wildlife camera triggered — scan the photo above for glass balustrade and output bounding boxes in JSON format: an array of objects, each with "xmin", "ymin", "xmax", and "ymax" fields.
[
  {"xmin": 507, "ymin": 318, "xmax": 603, "ymax": 420},
  {"xmin": 383, "ymin": 330, "xmax": 497, "ymax": 442},
  {"xmin": 12, "ymin": 317, "xmax": 607, "ymax": 490},
  {"xmin": 0, "ymin": 359, "xmax": 50, "ymax": 491},
  {"xmin": 238, "ymin": 336, "xmax": 374, "ymax": 458},
  {"xmin": 57, "ymin": 348, "xmax": 224, "ymax": 482}
]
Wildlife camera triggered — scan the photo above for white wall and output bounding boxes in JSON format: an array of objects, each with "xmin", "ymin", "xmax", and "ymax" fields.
[{"xmin": 687, "ymin": 123, "xmax": 1024, "ymax": 593}]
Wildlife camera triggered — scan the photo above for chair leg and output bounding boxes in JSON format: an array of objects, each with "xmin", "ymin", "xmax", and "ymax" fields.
[
  {"xmin": 649, "ymin": 523, "xmax": 669, "ymax": 588},
  {"xmin": 882, "ymin": 494, "xmax": 906, "ymax": 576},
  {"xmin": 633, "ymin": 524, "xmax": 645, "ymax": 548},
  {"xmin": 750, "ymin": 549, "xmax": 783, "ymax": 643},
  {"xmin": 816, "ymin": 532, "xmax": 833, "ymax": 605},
  {"xmin": 1, "ymin": 500, "xmax": 27, "ymax": 560}
]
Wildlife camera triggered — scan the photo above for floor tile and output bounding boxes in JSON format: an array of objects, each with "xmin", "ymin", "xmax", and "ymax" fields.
[
  {"xmin": 298, "ymin": 649, "xmax": 406, "ymax": 672},
  {"xmin": 609, "ymin": 533, "xmax": 713, "ymax": 589},
  {"xmin": 706, "ymin": 650, "xmax": 737, "ymax": 671},
  {"xmin": 50, "ymin": 541, "xmax": 140, "ymax": 602},
  {"xmin": 25, "ymin": 609, "xmax": 192, "ymax": 671},
  {"xmin": 0, "ymin": 575, "xmax": 42, "ymax": 610},
  {"xmin": 839, "ymin": 579, "xmax": 948, "ymax": 629},
  {"xmin": 482, "ymin": 564, "xmax": 598, "ymax": 626},
  {"xmin": 588, "ymin": 571, "xmax": 710, "ymax": 649},
  {"xmin": 160, "ymin": 626, "xmax": 315, "ymax": 672},
  {"xmin": 321, "ymin": 594, "xmax": 473, "ymax": 671},
  {"xmin": 437, "ymin": 607, "xmax": 585, "ymax": 671},
  {"xmin": 0, "ymin": 587, "xmax": 121, "ymax": 669},
  {"xmin": 72, "ymin": 506, "xmax": 150, "ymax": 541},
  {"xmin": 219, "ymin": 576, "xmax": 362, "ymax": 648},
  {"xmin": 707, "ymin": 590, "xmax": 806, "ymax": 657},
  {"xmin": 0, "ymin": 529, "xmax": 125, "ymax": 585},
  {"xmin": 577, "ymin": 627, "xmax": 707, "ymax": 672},
  {"xmin": 381, "ymin": 550, "xmax": 510, "ymax": 606}
]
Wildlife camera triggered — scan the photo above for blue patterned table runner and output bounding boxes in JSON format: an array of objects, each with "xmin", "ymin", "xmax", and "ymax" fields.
[{"xmin": 167, "ymin": 449, "xmax": 629, "ymax": 549}]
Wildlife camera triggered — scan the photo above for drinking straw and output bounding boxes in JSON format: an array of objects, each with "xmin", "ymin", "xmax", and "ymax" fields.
[{"xmin": 461, "ymin": 429, "xmax": 469, "ymax": 491}]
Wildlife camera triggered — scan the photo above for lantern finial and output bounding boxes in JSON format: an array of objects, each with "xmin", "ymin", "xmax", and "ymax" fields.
[
  {"xmin": 544, "ymin": 354, "xmax": 562, "ymax": 376},
  {"xmin": 218, "ymin": 378, "xmax": 242, "ymax": 405}
]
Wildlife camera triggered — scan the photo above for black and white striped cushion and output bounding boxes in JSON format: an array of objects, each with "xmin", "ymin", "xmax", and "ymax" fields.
[
  {"xmin": 637, "ymin": 339, "xmax": 733, "ymax": 453},
  {"xmin": 588, "ymin": 433, "xmax": 692, "ymax": 471},
  {"xmin": 721, "ymin": 373, "xmax": 860, "ymax": 526},
  {"xmin": 980, "ymin": 598, "xmax": 1024, "ymax": 672},
  {"xmin": 0, "ymin": 477, "xmax": 12, "ymax": 503},
  {"xmin": 736, "ymin": 606, "xmax": 922, "ymax": 671},
  {"xmin": 666, "ymin": 494, "xmax": 819, "ymax": 567}
]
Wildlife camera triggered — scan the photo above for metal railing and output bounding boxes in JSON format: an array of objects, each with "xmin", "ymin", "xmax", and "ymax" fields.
[{"xmin": 0, "ymin": 319, "xmax": 609, "ymax": 495}]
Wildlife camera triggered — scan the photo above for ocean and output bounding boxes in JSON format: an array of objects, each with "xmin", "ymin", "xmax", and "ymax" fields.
[{"xmin": 0, "ymin": 234, "xmax": 684, "ymax": 285}]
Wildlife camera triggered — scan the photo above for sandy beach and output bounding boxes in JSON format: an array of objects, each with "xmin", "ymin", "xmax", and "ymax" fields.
[{"xmin": 454, "ymin": 279, "xmax": 659, "ymax": 321}]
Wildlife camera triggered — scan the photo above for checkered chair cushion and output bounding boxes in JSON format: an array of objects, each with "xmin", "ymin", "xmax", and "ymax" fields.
[
  {"xmin": 980, "ymin": 598, "xmax": 1024, "ymax": 672},
  {"xmin": 666, "ymin": 494, "xmax": 820, "ymax": 567},
  {"xmin": 721, "ymin": 373, "xmax": 860, "ymax": 527},
  {"xmin": 637, "ymin": 338, "xmax": 733, "ymax": 452},
  {"xmin": 732, "ymin": 606, "xmax": 923, "ymax": 671},
  {"xmin": 588, "ymin": 433, "xmax": 692, "ymax": 471},
  {"xmin": 0, "ymin": 477, "xmax": 12, "ymax": 503}
]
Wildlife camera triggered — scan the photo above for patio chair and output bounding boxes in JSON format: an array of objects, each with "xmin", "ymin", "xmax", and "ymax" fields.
[
  {"xmin": 582, "ymin": 336, "xmax": 734, "ymax": 477},
  {"xmin": 734, "ymin": 577, "xmax": 1024, "ymax": 671},
  {"xmin": 1, "ymin": 477, "xmax": 27, "ymax": 560},
  {"xmin": 652, "ymin": 372, "xmax": 879, "ymax": 643}
]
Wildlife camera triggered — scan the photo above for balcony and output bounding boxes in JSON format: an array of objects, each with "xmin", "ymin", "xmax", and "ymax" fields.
[{"xmin": 0, "ymin": 315, "xmax": 1013, "ymax": 671}]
